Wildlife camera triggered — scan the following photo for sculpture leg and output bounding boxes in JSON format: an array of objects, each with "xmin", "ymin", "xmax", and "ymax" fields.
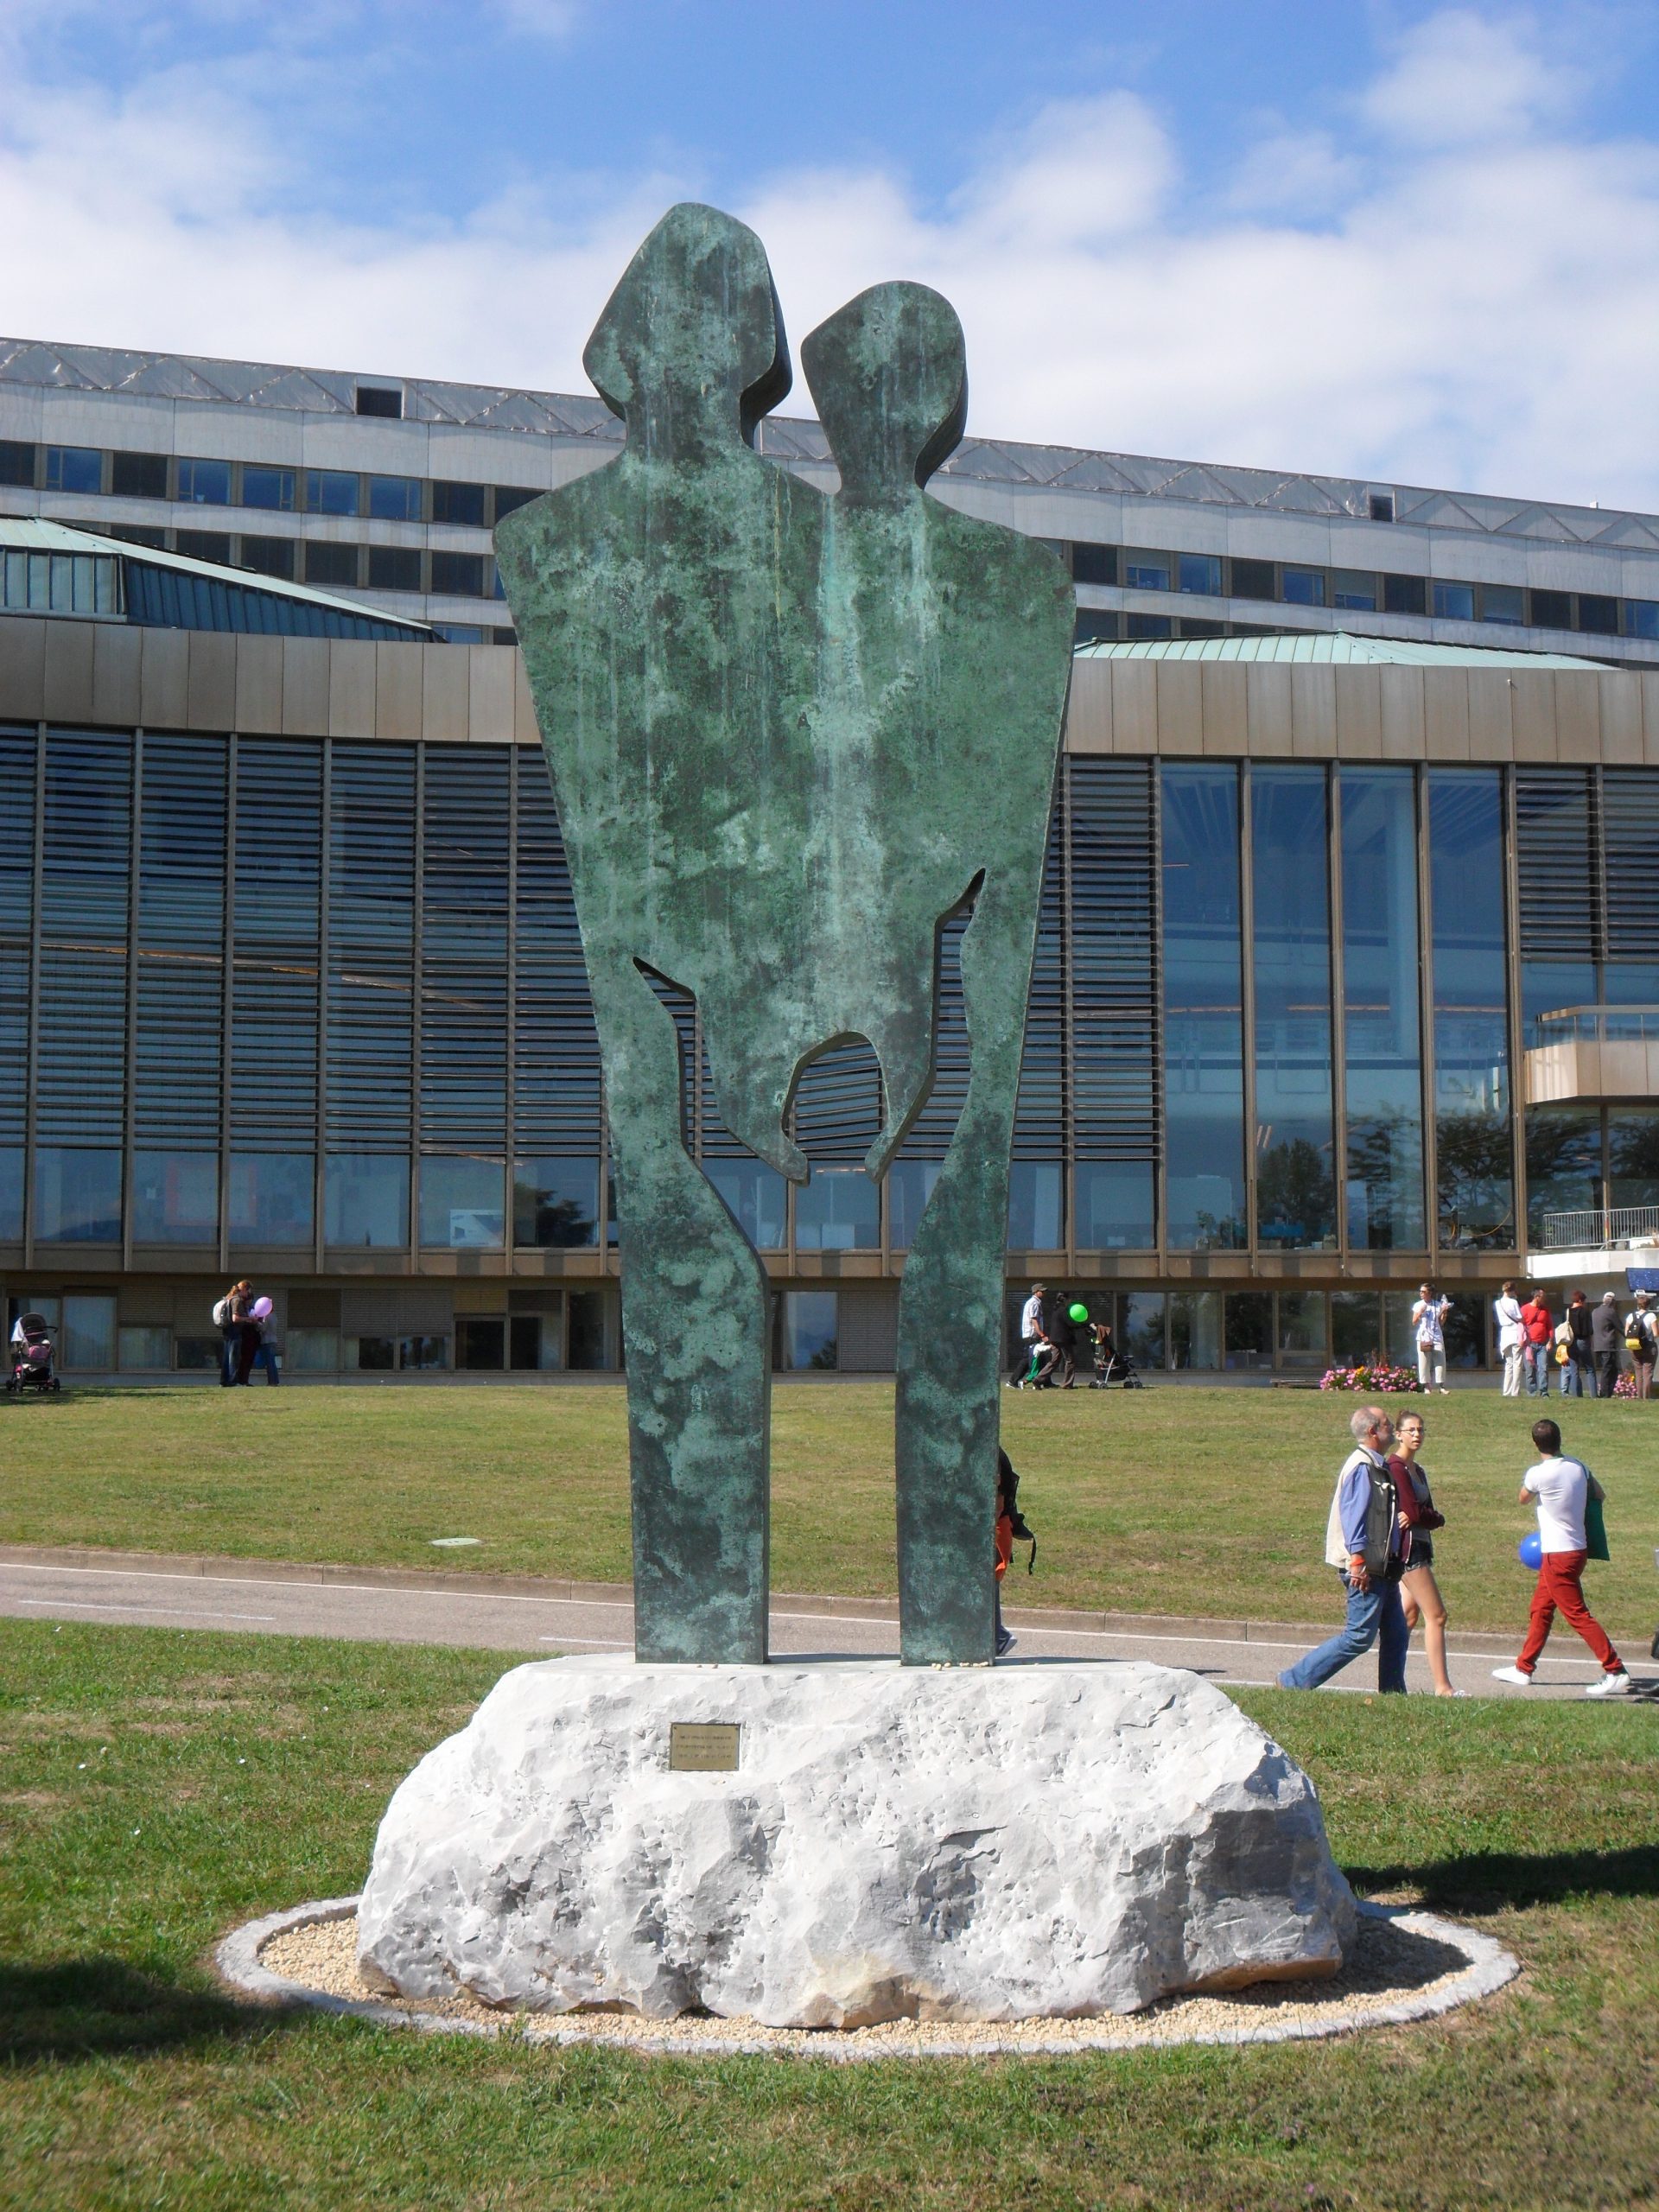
[
  {"xmin": 894, "ymin": 887, "xmax": 1029, "ymax": 1664},
  {"xmin": 594, "ymin": 956, "xmax": 771, "ymax": 1664}
]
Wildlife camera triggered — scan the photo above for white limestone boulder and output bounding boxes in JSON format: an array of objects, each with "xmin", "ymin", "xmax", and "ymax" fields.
[{"xmin": 357, "ymin": 1655, "xmax": 1355, "ymax": 2027}]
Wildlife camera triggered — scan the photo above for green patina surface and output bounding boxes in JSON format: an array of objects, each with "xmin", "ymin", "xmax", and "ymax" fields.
[{"xmin": 496, "ymin": 204, "xmax": 1071, "ymax": 1663}]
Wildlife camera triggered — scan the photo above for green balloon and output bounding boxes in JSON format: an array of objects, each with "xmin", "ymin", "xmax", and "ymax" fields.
[{"xmin": 1068, "ymin": 1302, "xmax": 1089, "ymax": 1325}]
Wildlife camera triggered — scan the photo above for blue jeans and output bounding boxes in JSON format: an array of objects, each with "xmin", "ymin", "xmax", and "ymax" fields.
[
  {"xmin": 1561, "ymin": 1351, "xmax": 1587, "ymax": 1397},
  {"xmin": 250, "ymin": 1338, "xmax": 280, "ymax": 1385},
  {"xmin": 1523, "ymin": 1343, "xmax": 1551, "ymax": 1396},
  {"xmin": 1279, "ymin": 1570, "xmax": 1408, "ymax": 1694}
]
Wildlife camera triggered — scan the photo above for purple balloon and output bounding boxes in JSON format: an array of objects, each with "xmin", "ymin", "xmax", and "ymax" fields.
[{"xmin": 251, "ymin": 1296, "xmax": 273, "ymax": 1320}]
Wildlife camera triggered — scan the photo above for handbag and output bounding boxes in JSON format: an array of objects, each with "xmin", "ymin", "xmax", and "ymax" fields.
[{"xmin": 1585, "ymin": 1493, "xmax": 1611, "ymax": 1562}]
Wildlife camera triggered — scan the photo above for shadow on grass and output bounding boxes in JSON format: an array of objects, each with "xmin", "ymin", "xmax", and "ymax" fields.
[
  {"xmin": 0, "ymin": 1956, "xmax": 299, "ymax": 2063},
  {"xmin": 1351, "ymin": 1841, "xmax": 1659, "ymax": 1915}
]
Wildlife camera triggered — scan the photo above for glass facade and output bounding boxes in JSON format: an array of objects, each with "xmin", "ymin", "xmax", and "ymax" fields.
[
  {"xmin": 1428, "ymin": 771, "xmax": 1513, "ymax": 1246},
  {"xmin": 1162, "ymin": 765, "xmax": 1246, "ymax": 1248},
  {"xmin": 1340, "ymin": 768, "xmax": 1425, "ymax": 1248},
  {"xmin": 1251, "ymin": 766, "xmax": 1336, "ymax": 1250}
]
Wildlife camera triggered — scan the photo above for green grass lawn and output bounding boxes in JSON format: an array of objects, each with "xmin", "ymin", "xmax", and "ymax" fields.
[
  {"xmin": 1, "ymin": 1618, "xmax": 1656, "ymax": 2210},
  {"xmin": 3, "ymin": 1382, "xmax": 1657, "ymax": 1635}
]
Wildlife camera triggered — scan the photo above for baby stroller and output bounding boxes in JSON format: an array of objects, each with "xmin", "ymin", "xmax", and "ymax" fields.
[
  {"xmin": 6, "ymin": 1313, "xmax": 61, "ymax": 1394},
  {"xmin": 1090, "ymin": 1332, "xmax": 1144, "ymax": 1390}
]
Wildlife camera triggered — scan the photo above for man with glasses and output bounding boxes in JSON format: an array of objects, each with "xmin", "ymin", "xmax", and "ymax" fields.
[{"xmin": 1277, "ymin": 1405, "xmax": 1408, "ymax": 1694}]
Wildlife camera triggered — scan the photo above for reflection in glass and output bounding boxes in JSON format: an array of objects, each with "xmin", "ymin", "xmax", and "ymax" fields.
[
  {"xmin": 35, "ymin": 1148, "xmax": 121, "ymax": 1242},
  {"xmin": 130, "ymin": 1153, "xmax": 218, "ymax": 1244},
  {"xmin": 568, "ymin": 1289, "xmax": 609, "ymax": 1370},
  {"xmin": 0, "ymin": 1147, "xmax": 21, "ymax": 1241},
  {"xmin": 1073, "ymin": 1162, "xmax": 1154, "ymax": 1249},
  {"xmin": 1168, "ymin": 1291, "xmax": 1222, "ymax": 1370},
  {"xmin": 1442, "ymin": 1294, "xmax": 1486, "ymax": 1367},
  {"xmin": 1522, "ymin": 959, "xmax": 1597, "ymax": 1039},
  {"xmin": 242, "ymin": 466, "xmax": 296, "ymax": 512},
  {"xmin": 285, "ymin": 1329, "xmax": 339, "ymax": 1372},
  {"xmin": 1429, "ymin": 771, "xmax": 1513, "ymax": 1245},
  {"xmin": 306, "ymin": 468, "xmax": 359, "ymax": 516},
  {"xmin": 324, "ymin": 1154, "xmax": 409, "ymax": 1247},
  {"xmin": 62, "ymin": 1293, "xmax": 116, "ymax": 1369},
  {"xmin": 400, "ymin": 1333, "xmax": 448, "ymax": 1370},
  {"xmin": 1277, "ymin": 1290, "xmax": 1328, "ymax": 1364},
  {"xmin": 419, "ymin": 1156, "xmax": 505, "ymax": 1249},
  {"xmin": 1331, "ymin": 1291, "xmax": 1383, "ymax": 1367},
  {"xmin": 702, "ymin": 1160, "xmax": 785, "ymax": 1249},
  {"xmin": 1526, "ymin": 1108, "xmax": 1600, "ymax": 1245},
  {"xmin": 1007, "ymin": 1161, "xmax": 1062, "ymax": 1249},
  {"xmin": 887, "ymin": 1160, "xmax": 940, "ymax": 1249},
  {"xmin": 229, "ymin": 1154, "xmax": 315, "ymax": 1245},
  {"xmin": 1121, "ymin": 1293, "xmax": 1166, "ymax": 1370},
  {"xmin": 795, "ymin": 1168, "xmax": 879, "ymax": 1250},
  {"xmin": 1608, "ymin": 1109, "xmax": 1659, "ymax": 1213},
  {"xmin": 779, "ymin": 1290, "xmax": 838, "ymax": 1370},
  {"xmin": 513, "ymin": 1159, "xmax": 599, "ymax": 1248},
  {"xmin": 1253, "ymin": 766, "xmax": 1336, "ymax": 1249},
  {"xmin": 1162, "ymin": 766, "xmax": 1246, "ymax": 1247},
  {"xmin": 1382, "ymin": 1293, "xmax": 1420, "ymax": 1367},
  {"xmin": 1224, "ymin": 1292, "xmax": 1273, "ymax": 1370},
  {"xmin": 120, "ymin": 1326, "xmax": 171, "ymax": 1370},
  {"xmin": 1340, "ymin": 769, "xmax": 1425, "ymax": 1248}
]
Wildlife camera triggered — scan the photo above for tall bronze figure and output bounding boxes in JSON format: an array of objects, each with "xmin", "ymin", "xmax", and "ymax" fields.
[{"xmin": 496, "ymin": 205, "xmax": 1071, "ymax": 1666}]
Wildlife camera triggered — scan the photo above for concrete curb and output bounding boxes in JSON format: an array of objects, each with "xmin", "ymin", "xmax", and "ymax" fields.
[{"xmin": 215, "ymin": 1896, "xmax": 1521, "ymax": 2060}]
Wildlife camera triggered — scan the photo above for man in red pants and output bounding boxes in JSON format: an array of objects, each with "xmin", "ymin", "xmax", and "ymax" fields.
[{"xmin": 1494, "ymin": 1418, "xmax": 1631, "ymax": 1696}]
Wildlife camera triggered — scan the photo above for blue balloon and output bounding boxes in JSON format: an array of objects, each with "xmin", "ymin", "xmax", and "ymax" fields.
[{"xmin": 1517, "ymin": 1530, "xmax": 1543, "ymax": 1572}]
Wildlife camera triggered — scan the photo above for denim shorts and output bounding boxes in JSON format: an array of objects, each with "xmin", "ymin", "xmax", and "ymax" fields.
[{"xmin": 1402, "ymin": 1533, "xmax": 1434, "ymax": 1569}]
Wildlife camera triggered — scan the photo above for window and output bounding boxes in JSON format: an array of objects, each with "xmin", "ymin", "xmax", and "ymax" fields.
[
  {"xmin": 0, "ymin": 440, "xmax": 34, "ymax": 487},
  {"xmin": 1125, "ymin": 613, "xmax": 1172, "ymax": 639},
  {"xmin": 1253, "ymin": 765, "xmax": 1337, "ymax": 1250},
  {"xmin": 1073, "ymin": 612, "xmax": 1117, "ymax": 645},
  {"xmin": 130, "ymin": 1154, "xmax": 218, "ymax": 1244},
  {"xmin": 1007, "ymin": 1161, "xmax": 1063, "ymax": 1249},
  {"xmin": 1340, "ymin": 768, "xmax": 1426, "ymax": 1249},
  {"xmin": 228, "ymin": 1155, "xmax": 315, "ymax": 1245},
  {"xmin": 1226, "ymin": 557, "xmax": 1272, "ymax": 601},
  {"xmin": 0, "ymin": 1148, "xmax": 22, "ymax": 1240},
  {"xmin": 105, "ymin": 523, "xmax": 166, "ymax": 549},
  {"xmin": 120, "ymin": 1326, "xmax": 172, "ymax": 1370},
  {"xmin": 355, "ymin": 385, "xmax": 402, "ymax": 418},
  {"xmin": 111, "ymin": 450, "xmax": 168, "ymax": 499},
  {"xmin": 1526, "ymin": 1107, "xmax": 1600, "ymax": 1246},
  {"xmin": 175, "ymin": 530, "xmax": 232, "ymax": 564},
  {"xmin": 568, "ymin": 1288, "xmax": 609, "ymax": 1369},
  {"xmin": 34, "ymin": 1149, "xmax": 121, "ymax": 1242},
  {"xmin": 1432, "ymin": 581, "xmax": 1475, "ymax": 621},
  {"xmin": 243, "ymin": 466, "xmax": 296, "ymax": 512},
  {"xmin": 1178, "ymin": 553, "xmax": 1222, "ymax": 596},
  {"xmin": 420, "ymin": 1156, "xmax": 505, "ymax": 1249},
  {"xmin": 432, "ymin": 480, "xmax": 487, "ymax": 528},
  {"xmin": 1481, "ymin": 583, "xmax": 1524, "ymax": 626},
  {"xmin": 493, "ymin": 485, "xmax": 537, "ymax": 520},
  {"xmin": 176, "ymin": 457, "xmax": 231, "ymax": 505},
  {"xmin": 368, "ymin": 545, "xmax": 422, "ymax": 592},
  {"xmin": 305, "ymin": 542, "xmax": 359, "ymax": 588},
  {"xmin": 1331, "ymin": 1291, "xmax": 1383, "ymax": 1367},
  {"xmin": 458, "ymin": 1316, "xmax": 506, "ymax": 1370},
  {"xmin": 62, "ymin": 1294, "xmax": 117, "ymax": 1370},
  {"xmin": 1163, "ymin": 764, "xmax": 1246, "ymax": 1249},
  {"xmin": 305, "ymin": 469, "xmax": 359, "ymax": 517},
  {"xmin": 1333, "ymin": 570, "xmax": 1377, "ymax": 612},
  {"xmin": 886, "ymin": 1160, "xmax": 939, "ymax": 1249},
  {"xmin": 1125, "ymin": 556, "xmax": 1171, "ymax": 592},
  {"xmin": 702, "ymin": 1160, "xmax": 785, "ymax": 1248},
  {"xmin": 1282, "ymin": 568, "xmax": 1325, "ymax": 607},
  {"xmin": 1625, "ymin": 599, "xmax": 1659, "ymax": 639},
  {"xmin": 430, "ymin": 551, "xmax": 486, "ymax": 597},
  {"xmin": 1122, "ymin": 1293, "xmax": 1166, "ymax": 1370},
  {"xmin": 1368, "ymin": 492, "xmax": 1395, "ymax": 523},
  {"xmin": 1277, "ymin": 1291, "xmax": 1328, "ymax": 1366},
  {"xmin": 1074, "ymin": 1162, "xmax": 1154, "ymax": 1249},
  {"xmin": 325, "ymin": 1155, "xmax": 409, "ymax": 1247},
  {"xmin": 239, "ymin": 535, "xmax": 296, "ymax": 581},
  {"xmin": 1168, "ymin": 1290, "xmax": 1223, "ymax": 1370},
  {"xmin": 1578, "ymin": 593, "xmax": 1619, "ymax": 636},
  {"xmin": 45, "ymin": 445, "xmax": 102, "ymax": 493},
  {"xmin": 513, "ymin": 1158, "xmax": 599, "ymax": 1247},
  {"xmin": 400, "ymin": 1333, "xmax": 448, "ymax": 1370},
  {"xmin": 795, "ymin": 1167, "xmax": 879, "ymax": 1249},
  {"xmin": 1609, "ymin": 1108, "xmax": 1659, "ymax": 1213},
  {"xmin": 1428, "ymin": 770, "xmax": 1513, "ymax": 1247},
  {"xmin": 1530, "ymin": 588, "xmax": 1571, "ymax": 630},
  {"xmin": 1224, "ymin": 1292, "xmax": 1273, "ymax": 1370},
  {"xmin": 1382, "ymin": 573, "xmax": 1427, "ymax": 617},
  {"xmin": 368, "ymin": 474, "xmax": 423, "ymax": 523},
  {"xmin": 779, "ymin": 1290, "xmax": 837, "ymax": 1370},
  {"xmin": 355, "ymin": 1336, "xmax": 396, "ymax": 1370}
]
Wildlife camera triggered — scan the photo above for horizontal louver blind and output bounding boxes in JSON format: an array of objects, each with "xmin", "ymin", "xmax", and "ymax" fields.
[
  {"xmin": 421, "ymin": 745, "xmax": 509, "ymax": 1153},
  {"xmin": 327, "ymin": 742, "xmax": 415, "ymax": 1150},
  {"xmin": 894, "ymin": 906, "xmax": 972, "ymax": 1163},
  {"xmin": 1515, "ymin": 767, "xmax": 1600, "ymax": 959},
  {"xmin": 513, "ymin": 747, "xmax": 601, "ymax": 1155},
  {"xmin": 1068, "ymin": 757, "xmax": 1157, "ymax": 1162},
  {"xmin": 134, "ymin": 734, "xmax": 226, "ymax": 1147},
  {"xmin": 789, "ymin": 1041, "xmax": 884, "ymax": 1163},
  {"xmin": 233, "ymin": 739, "xmax": 321, "ymax": 1147},
  {"xmin": 1602, "ymin": 770, "xmax": 1659, "ymax": 958},
  {"xmin": 37, "ymin": 730, "xmax": 130, "ymax": 1143},
  {"xmin": 0, "ymin": 728, "xmax": 35, "ymax": 1145},
  {"xmin": 1012, "ymin": 796, "xmax": 1065, "ymax": 1160}
]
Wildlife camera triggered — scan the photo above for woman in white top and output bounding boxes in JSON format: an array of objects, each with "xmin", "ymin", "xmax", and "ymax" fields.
[{"xmin": 1411, "ymin": 1284, "xmax": 1452, "ymax": 1395}]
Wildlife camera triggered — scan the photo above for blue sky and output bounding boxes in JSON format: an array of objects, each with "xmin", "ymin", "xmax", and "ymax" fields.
[{"xmin": 6, "ymin": 3, "xmax": 1659, "ymax": 505}]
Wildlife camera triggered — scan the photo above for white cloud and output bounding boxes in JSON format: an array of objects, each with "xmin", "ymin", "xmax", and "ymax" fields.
[{"xmin": 3, "ymin": 7, "xmax": 1659, "ymax": 507}]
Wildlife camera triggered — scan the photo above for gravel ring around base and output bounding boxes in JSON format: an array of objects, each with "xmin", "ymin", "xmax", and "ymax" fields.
[{"xmin": 215, "ymin": 1898, "xmax": 1519, "ymax": 2060}]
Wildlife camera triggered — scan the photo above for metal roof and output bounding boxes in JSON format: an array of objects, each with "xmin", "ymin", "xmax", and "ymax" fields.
[
  {"xmin": 0, "ymin": 514, "xmax": 433, "ymax": 631},
  {"xmin": 3, "ymin": 334, "xmax": 1656, "ymax": 551},
  {"xmin": 1073, "ymin": 632, "xmax": 1607, "ymax": 670}
]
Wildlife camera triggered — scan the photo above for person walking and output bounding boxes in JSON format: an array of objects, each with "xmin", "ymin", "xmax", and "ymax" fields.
[
  {"xmin": 1008, "ymin": 1281, "xmax": 1048, "ymax": 1389},
  {"xmin": 1277, "ymin": 1405, "xmax": 1408, "ymax": 1694},
  {"xmin": 1519, "ymin": 1286, "xmax": 1554, "ymax": 1398},
  {"xmin": 1411, "ymin": 1283, "xmax": 1452, "ymax": 1395},
  {"xmin": 1047, "ymin": 1295, "xmax": 1079, "ymax": 1390},
  {"xmin": 1592, "ymin": 1291, "xmax": 1624, "ymax": 1398},
  {"xmin": 1560, "ymin": 1290, "xmax": 1592, "ymax": 1399},
  {"xmin": 1494, "ymin": 1280, "xmax": 1525, "ymax": 1398},
  {"xmin": 1493, "ymin": 1418, "xmax": 1631, "ymax": 1696},
  {"xmin": 1389, "ymin": 1410, "xmax": 1459, "ymax": 1697},
  {"xmin": 1622, "ymin": 1289, "xmax": 1658, "ymax": 1401},
  {"xmin": 215, "ymin": 1279, "xmax": 251, "ymax": 1388}
]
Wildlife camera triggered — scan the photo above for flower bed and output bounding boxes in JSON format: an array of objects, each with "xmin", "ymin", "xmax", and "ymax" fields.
[{"xmin": 1319, "ymin": 1363, "xmax": 1423, "ymax": 1394}]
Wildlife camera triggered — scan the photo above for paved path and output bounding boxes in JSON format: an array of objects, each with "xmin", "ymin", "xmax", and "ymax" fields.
[{"xmin": 3, "ymin": 1552, "xmax": 1652, "ymax": 1700}]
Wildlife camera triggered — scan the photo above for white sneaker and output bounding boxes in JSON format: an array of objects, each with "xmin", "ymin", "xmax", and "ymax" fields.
[
  {"xmin": 1491, "ymin": 1665, "xmax": 1534, "ymax": 1687},
  {"xmin": 1586, "ymin": 1670, "xmax": 1632, "ymax": 1697}
]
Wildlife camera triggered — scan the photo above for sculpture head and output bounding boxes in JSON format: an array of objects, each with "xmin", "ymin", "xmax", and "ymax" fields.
[
  {"xmin": 583, "ymin": 202, "xmax": 791, "ymax": 451},
  {"xmin": 801, "ymin": 282, "xmax": 967, "ymax": 504}
]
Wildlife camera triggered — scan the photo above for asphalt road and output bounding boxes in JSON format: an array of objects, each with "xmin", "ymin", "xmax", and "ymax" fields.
[{"xmin": 3, "ymin": 1556, "xmax": 1652, "ymax": 1699}]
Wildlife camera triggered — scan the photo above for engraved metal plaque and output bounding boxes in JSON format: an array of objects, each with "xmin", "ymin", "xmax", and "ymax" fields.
[{"xmin": 669, "ymin": 1722, "xmax": 741, "ymax": 1772}]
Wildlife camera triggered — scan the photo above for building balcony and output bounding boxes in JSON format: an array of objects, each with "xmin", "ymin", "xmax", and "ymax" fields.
[
  {"xmin": 1526, "ymin": 1202, "xmax": 1659, "ymax": 1282},
  {"xmin": 1523, "ymin": 1007, "xmax": 1659, "ymax": 1106}
]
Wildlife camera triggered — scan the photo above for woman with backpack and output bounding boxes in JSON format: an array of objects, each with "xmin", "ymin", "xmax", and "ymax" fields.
[
  {"xmin": 213, "ymin": 1281, "xmax": 251, "ymax": 1387},
  {"xmin": 1389, "ymin": 1408, "xmax": 1459, "ymax": 1696}
]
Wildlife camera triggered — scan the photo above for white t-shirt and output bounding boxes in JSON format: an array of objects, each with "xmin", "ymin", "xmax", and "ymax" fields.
[
  {"xmin": 1020, "ymin": 1294, "xmax": 1044, "ymax": 1341},
  {"xmin": 1523, "ymin": 1455, "xmax": 1590, "ymax": 1554},
  {"xmin": 1413, "ymin": 1298, "xmax": 1446, "ymax": 1350},
  {"xmin": 1494, "ymin": 1295, "xmax": 1524, "ymax": 1351}
]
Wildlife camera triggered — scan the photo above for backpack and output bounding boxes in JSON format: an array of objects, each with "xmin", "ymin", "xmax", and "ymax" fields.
[
  {"xmin": 212, "ymin": 1296, "xmax": 231, "ymax": 1327},
  {"xmin": 997, "ymin": 1451, "xmax": 1038, "ymax": 1574}
]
